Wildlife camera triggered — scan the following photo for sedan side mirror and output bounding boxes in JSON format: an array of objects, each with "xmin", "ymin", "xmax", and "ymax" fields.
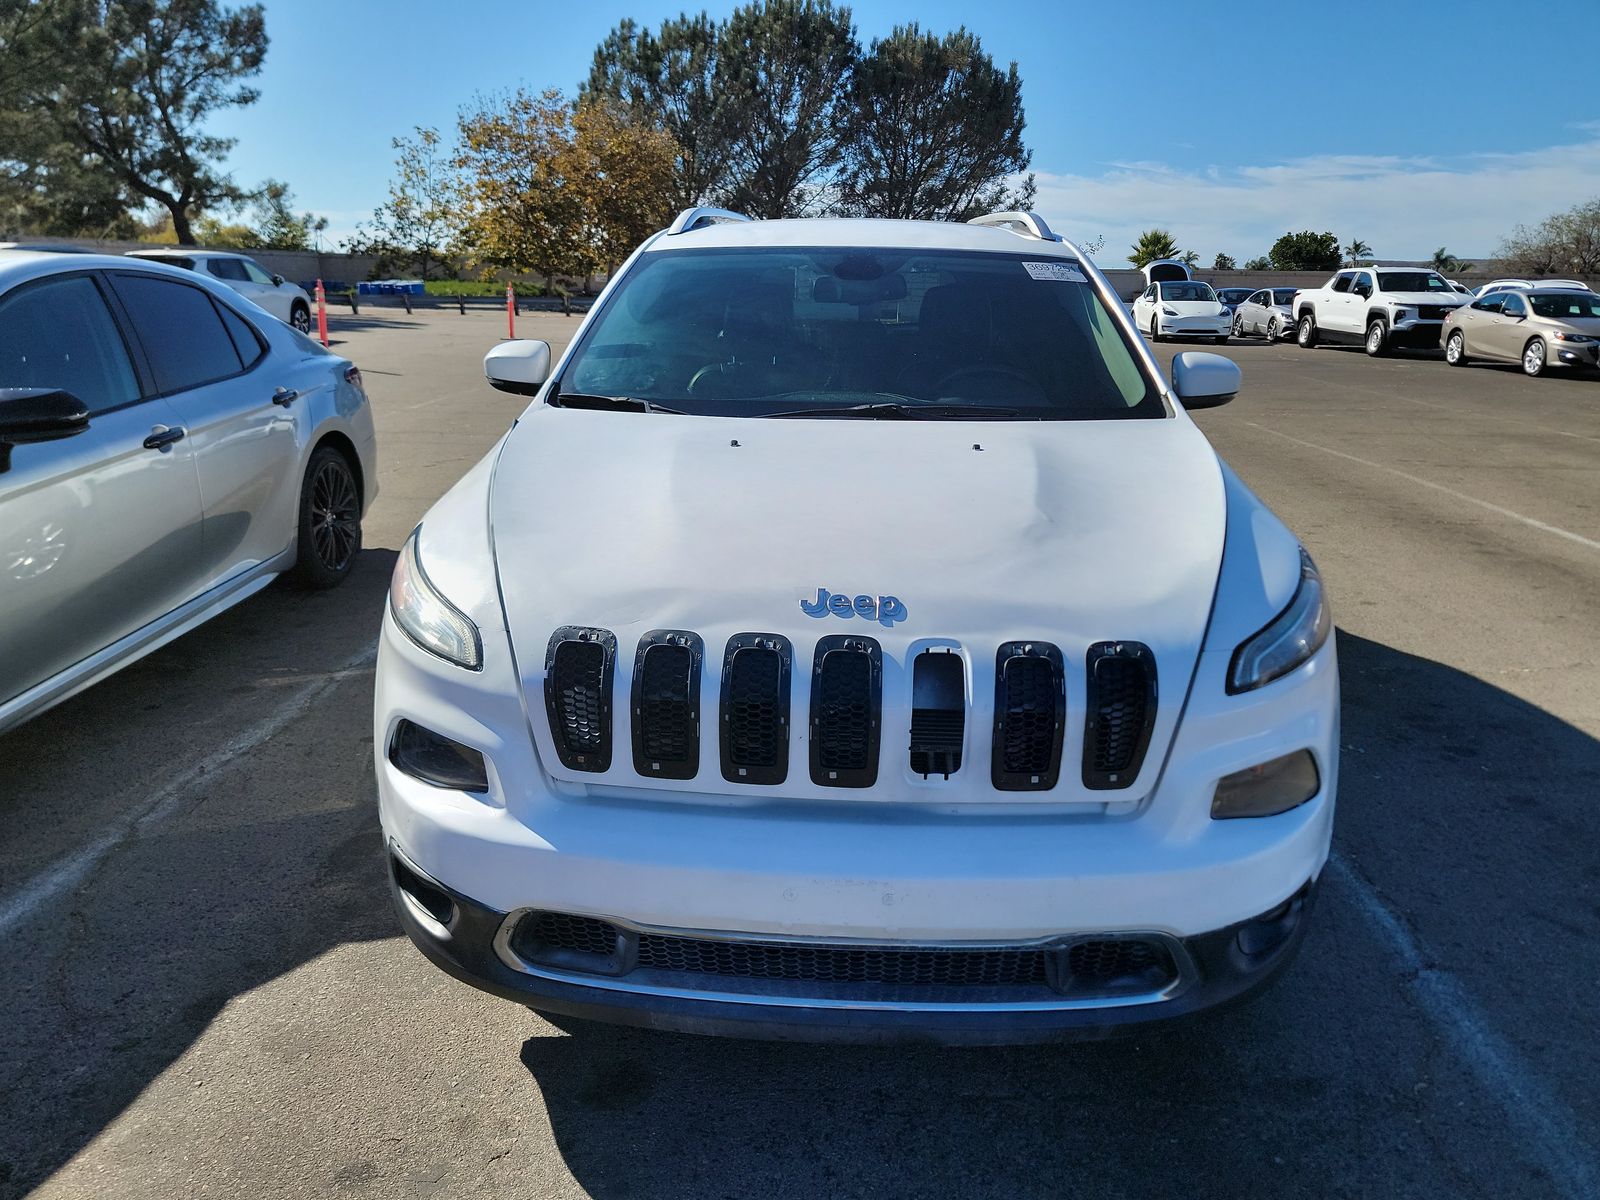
[
  {"xmin": 484, "ymin": 339, "xmax": 552, "ymax": 396},
  {"xmin": 1171, "ymin": 351, "xmax": 1240, "ymax": 410},
  {"xmin": 0, "ymin": 387, "xmax": 90, "ymax": 472},
  {"xmin": 271, "ymin": 273, "xmax": 285, "ymax": 287}
]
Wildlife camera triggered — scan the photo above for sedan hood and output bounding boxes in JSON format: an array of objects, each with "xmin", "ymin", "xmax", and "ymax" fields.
[
  {"xmin": 1164, "ymin": 301, "xmax": 1225, "ymax": 317},
  {"xmin": 490, "ymin": 406, "xmax": 1227, "ymax": 803}
]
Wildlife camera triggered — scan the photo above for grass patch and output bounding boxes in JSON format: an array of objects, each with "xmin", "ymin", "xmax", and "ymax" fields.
[{"xmin": 423, "ymin": 279, "xmax": 545, "ymax": 298}]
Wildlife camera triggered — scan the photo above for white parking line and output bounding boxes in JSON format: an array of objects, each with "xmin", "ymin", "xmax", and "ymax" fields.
[
  {"xmin": 0, "ymin": 644, "xmax": 377, "ymax": 941},
  {"xmin": 1329, "ymin": 853, "xmax": 1598, "ymax": 1199},
  {"xmin": 1244, "ymin": 423, "xmax": 1600, "ymax": 553}
]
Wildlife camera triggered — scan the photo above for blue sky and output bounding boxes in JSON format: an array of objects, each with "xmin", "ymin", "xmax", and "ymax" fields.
[{"xmin": 214, "ymin": 0, "xmax": 1600, "ymax": 265}]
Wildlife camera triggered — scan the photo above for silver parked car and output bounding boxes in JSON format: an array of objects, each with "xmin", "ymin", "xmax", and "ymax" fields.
[
  {"xmin": 0, "ymin": 250, "xmax": 377, "ymax": 733},
  {"xmin": 1233, "ymin": 288, "xmax": 1300, "ymax": 340},
  {"xmin": 1442, "ymin": 287, "xmax": 1600, "ymax": 377}
]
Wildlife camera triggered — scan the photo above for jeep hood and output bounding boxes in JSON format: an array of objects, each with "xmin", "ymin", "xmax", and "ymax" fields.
[{"xmin": 489, "ymin": 406, "xmax": 1228, "ymax": 803}]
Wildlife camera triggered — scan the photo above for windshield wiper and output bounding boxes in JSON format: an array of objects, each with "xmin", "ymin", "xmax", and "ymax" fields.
[
  {"xmin": 551, "ymin": 392, "xmax": 685, "ymax": 415},
  {"xmin": 768, "ymin": 402, "xmax": 1018, "ymax": 420}
]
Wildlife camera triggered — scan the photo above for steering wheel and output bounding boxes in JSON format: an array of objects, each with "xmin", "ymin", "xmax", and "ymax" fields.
[{"xmin": 686, "ymin": 362, "xmax": 736, "ymax": 396}]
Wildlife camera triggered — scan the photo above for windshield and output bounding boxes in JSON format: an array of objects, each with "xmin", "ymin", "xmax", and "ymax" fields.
[
  {"xmin": 1378, "ymin": 272, "xmax": 1454, "ymax": 293},
  {"xmin": 1530, "ymin": 292, "xmax": 1600, "ymax": 319},
  {"xmin": 1271, "ymin": 289, "xmax": 1298, "ymax": 305},
  {"xmin": 560, "ymin": 247, "xmax": 1162, "ymax": 420},
  {"xmin": 1157, "ymin": 282, "xmax": 1217, "ymax": 303},
  {"xmin": 1216, "ymin": 288, "xmax": 1253, "ymax": 304}
]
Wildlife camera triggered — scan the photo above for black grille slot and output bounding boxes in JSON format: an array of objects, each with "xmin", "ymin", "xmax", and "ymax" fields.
[
  {"xmin": 1051, "ymin": 937, "xmax": 1177, "ymax": 998},
  {"xmin": 909, "ymin": 650, "xmax": 965, "ymax": 778},
  {"xmin": 991, "ymin": 642, "xmax": 1065, "ymax": 790},
  {"xmin": 1083, "ymin": 641, "xmax": 1158, "ymax": 790},
  {"xmin": 720, "ymin": 634, "xmax": 791, "ymax": 785},
  {"xmin": 510, "ymin": 911, "xmax": 628, "ymax": 976},
  {"xmin": 544, "ymin": 627, "xmax": 615, "ymax": 772},
  {"xmin": 632, "ymin": 631, "xmax": 702, "ymax": 780},
  {"xmin": 636, "ymin": 935, "xmax": 1049, "ymax": 988},
  {"xmin": 1418, "ymin": 305, "xmax": 1449, "ymax": 321},
  {"xmin": 809, "ymin": 636, "xmax": 881, "ymax": 787}
]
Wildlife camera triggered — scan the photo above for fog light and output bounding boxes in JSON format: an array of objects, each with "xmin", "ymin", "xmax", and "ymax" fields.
[
  {"xmin": 1211, "ymin": 750, "xmax": 1319, "ymax": 819},
  {"xmin": 389, "ymin": 719, "xmax": 489, "ymax": 792}
]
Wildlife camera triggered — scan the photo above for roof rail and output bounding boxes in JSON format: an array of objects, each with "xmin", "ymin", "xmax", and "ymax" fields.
[
  {"xmin": 667, "ymin": 206, "xmax": 753, "ymax": 236},
  {"xmin": 967, "ymin": 210, "xmax": 1061, "ymax": 242}
]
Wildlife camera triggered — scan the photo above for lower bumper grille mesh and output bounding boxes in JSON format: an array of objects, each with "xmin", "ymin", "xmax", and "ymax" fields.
[{"xmin": 508, "ymin": 911, "xmax": 1179, "ymax": 1000}]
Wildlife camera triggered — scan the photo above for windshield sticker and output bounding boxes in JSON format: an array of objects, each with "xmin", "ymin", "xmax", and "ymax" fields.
[{"xmin": 1023, "ymin": 261, "xmax": 1087, "ymax": 283}]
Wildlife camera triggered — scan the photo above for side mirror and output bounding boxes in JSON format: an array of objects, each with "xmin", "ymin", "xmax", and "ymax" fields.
[
  {"xmin": 484, "ymin": 339, "xmax": 551, "ymax": 396},
  {"xmin": 1353, "ymin": 285, "xmax": 1371, "ymax": 299},
  {"xmin": 271, "ymin": 273, "xmax": 285, "ymax": 287},
  {"xmin": 0, "ymin": 387, "xmax": 90, "ymax": 472},
  {"xmin": 1171, "ymin": 352, "xmax": 1240, "ymax": 410}
]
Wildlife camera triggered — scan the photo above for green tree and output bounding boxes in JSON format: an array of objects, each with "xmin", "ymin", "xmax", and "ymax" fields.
[
  {"xmin": 1430, "ymin": 246, "xmax": 1471, "ymax": 275},
  {"xmin": 1343, "ymin": 238, "xmax": 1372, "ymax": 266},
  {"xmin": 1212, "ymin": 252, "xmax": 1236, "ymax": 271},
  {"xmin": 713, "ymin": 0, "xmax": 858, "ymax": 218},
  {"xmin": 834, "ymin": 23, "xmax": 1031, "ymax": 220},
  {"xmin": 1242, "ymin": 255, "xmax": 1270, "ymax": 271},
  {"xmin": 1129, "ymin": 228, "xmax": 1180, "ymax": 269},
  {"xmin": 347, "ymin": 127, "xmax": 460, "ymax": 280},
  {"xmin": 1498, "ymin": 199, "xmax": 1600, "ymax": 276},
  {"xmin": 1270, "ymin": 231, "xmax": 1341, "ymax": 271},
  {"xmin": 28, "ymin": 0, "xmax": 268, "ymax": 244},
  {"xmin": 566, "ymin": 99, "xmax": 681, "ymax": 270},
  {"xmin": 583, "ymin": 14, "xmax": 728, "ymax": 209}
]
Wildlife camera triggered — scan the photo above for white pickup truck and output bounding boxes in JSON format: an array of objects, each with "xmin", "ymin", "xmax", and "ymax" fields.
[{"xmin": 1293, "ymin": 266, "xmax": 1468, "ymax": 356}]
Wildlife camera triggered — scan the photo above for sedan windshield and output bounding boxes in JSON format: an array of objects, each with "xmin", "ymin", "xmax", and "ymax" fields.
[
  {"xmin": 1378, "ymin": 272, "xmax": 1454, "ymax": 293},
  {"xmin": 1217, "ymin": 288, "xmax": 1253, "ymax": 304},
  {"xmin": 1530, "ymin": 292, "xmax": 1600, "ymax": 319},
  {"xmin": 1272, "ymin": 289, "xmax": 1298, "ymax": 305},
  {"xmin": 1157, "ymin": 282, "xmax": 1217, "ymax": 302},
  {"xmin": 559, "ymin": 247, "xmax": 1163, "ymax": 420}
]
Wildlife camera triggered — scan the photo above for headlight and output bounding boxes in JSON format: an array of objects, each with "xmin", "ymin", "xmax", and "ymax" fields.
[
  {"xmin": 1227, "ymin": 549, "xmax": 1331, "ymax": 693},
  {"xmin": 1392, "ymin": 308, "xmax": 1409, "ymax": 322},
  {"xmin": 390, "ymin": 528, "xmax": 482, "ymax": 670},
  {"xmin": 1162, "ymin": 306, "xmax": 1178, "ymax": 316},
  {"xmin": 1552, "ymin": 331, "xmax": 1595, "ymax": 343}
]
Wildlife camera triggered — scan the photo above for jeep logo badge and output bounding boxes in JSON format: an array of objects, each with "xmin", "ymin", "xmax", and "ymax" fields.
[{"xmin": 800, "ymin": 588, "xmax": 905, "ymax": 626}]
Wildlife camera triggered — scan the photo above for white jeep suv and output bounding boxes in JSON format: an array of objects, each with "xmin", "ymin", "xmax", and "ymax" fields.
[{"xmin": 375, "ymin": 209, "xmax": 1338, "ymax": 1042}]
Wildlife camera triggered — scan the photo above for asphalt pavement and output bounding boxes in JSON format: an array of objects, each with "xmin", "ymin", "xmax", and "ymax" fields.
[{"xmin": 2, "ymin": 312, "xmax": 1597, "ymax": 1200}]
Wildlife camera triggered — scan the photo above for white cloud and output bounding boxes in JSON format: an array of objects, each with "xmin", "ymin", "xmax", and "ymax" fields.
[{"xmin": 1032, "ymin": 137, "xmax": 1600, "ymax": 266}]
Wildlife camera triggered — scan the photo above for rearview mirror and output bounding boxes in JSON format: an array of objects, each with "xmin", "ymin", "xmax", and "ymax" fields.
[
  {"xmin": 484, "ymin": 339, "xmax": 552, "ymax": 396},
  {"xmin": 0, "ymin": 387, "xmax": 90, "ymax": 472},
  {"xmin": 1171, "ymin": 352, "xmax": 1239, "ymax": 410}
]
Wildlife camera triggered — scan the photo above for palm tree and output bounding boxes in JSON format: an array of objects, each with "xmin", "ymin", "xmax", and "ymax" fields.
[
  {"xmin": 1344, "ymin": 239, "xmax": 1372, "ymax": 267},
  {"xmin": 1130, "ymin": 229, "xmax": 1181, "ymax": 269},
  {"xmin": 1431, "ymin": 246, "xmax": 1471, "ymax": 274}
]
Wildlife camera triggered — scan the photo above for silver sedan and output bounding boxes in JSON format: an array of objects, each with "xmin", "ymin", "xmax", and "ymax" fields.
[
  {"xmin": 0, "ymin": 250, "xmax": 378, "ymax": 733},
  {"xmin": 1233, "ymin": 288, "xmax": 1300, "ymax": 340}
]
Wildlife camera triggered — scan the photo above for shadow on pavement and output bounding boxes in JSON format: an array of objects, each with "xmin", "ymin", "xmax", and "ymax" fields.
[
  {"xmin": 517, "ymin": 630, "xmax": 1600, "ymax": 1200},
  {"xmin": 0, "ymin": 550, "xmax": 397, "ymax": 1199}
]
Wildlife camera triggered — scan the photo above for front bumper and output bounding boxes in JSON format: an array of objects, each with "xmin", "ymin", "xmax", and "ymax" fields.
[
  {"xmin": 1160, "ymin": 317, "xmax": 1231, "ymax": 338},
  {"xmin": 1550, "ymin": 339, "xmax": 1600, "ymax": 368},
  {"xmin": 390, "ymin": 848, "xmax": 1320, "ymax": 1044},
  {"xmin": 1389, "ymin": 319, "xmax": 1448, "ymax": 350}
]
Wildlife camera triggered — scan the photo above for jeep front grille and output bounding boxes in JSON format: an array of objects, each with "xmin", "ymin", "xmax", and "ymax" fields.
[{"xmin": 539, "ymin": 630, "xmax": 1152, "ymax": 795}]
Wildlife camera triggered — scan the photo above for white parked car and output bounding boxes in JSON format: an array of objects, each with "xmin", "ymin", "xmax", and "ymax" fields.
[
  {"xmin": 1474, "ymin": 277, "xmax": 1592, "ymax": 298},
  {"xmin": 1132, "ymin": 279, "xmax": 1232, "ymax": 343},
  {"xmin": 374, "ymin": 208, "xmax": 1338, "ymax": 1042},
  {"xmin": 126, "ymin": 249, "xmax": 314, "ymax": 334},
  {"xmin": 1292, "ymin": 266, "xmax": 1468, "ymax": 355},
  {"xmin": 0, "ymin": 249, "xmax": 376, "ymax": 734}
]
